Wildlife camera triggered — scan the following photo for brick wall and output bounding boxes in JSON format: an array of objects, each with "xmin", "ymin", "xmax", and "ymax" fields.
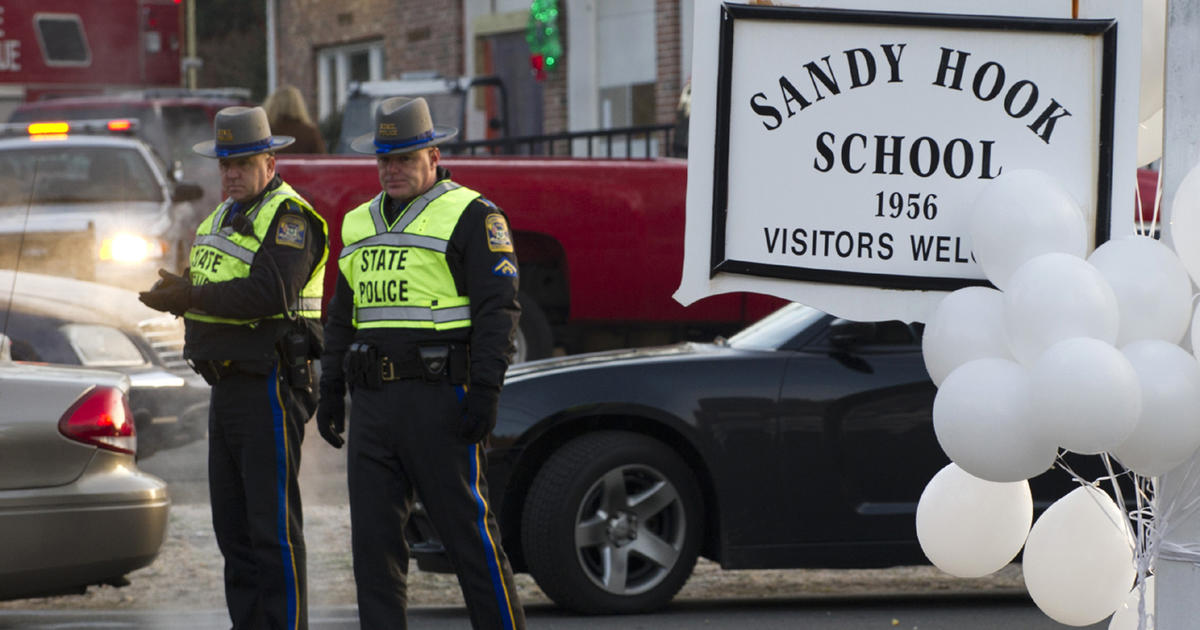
[
  {"xmin": 540, "ymin": 2, "xmax": 568, "ymax": 135},
  {"xmin": 655, "ymin": 0, "xmax": 683, "ymax": 126},
  {"xmin": 276, "ymin": 0, "xmax": 465, "ymax": 122},
  {"xmin": 276, "ymin": 0, "xmax": 684, "ymax": 135}
]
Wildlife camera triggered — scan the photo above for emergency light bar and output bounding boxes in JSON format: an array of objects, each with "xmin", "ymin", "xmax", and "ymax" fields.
[{"xmin": 0, "ymin": 118, "xmax": 141, "ymax": 139}]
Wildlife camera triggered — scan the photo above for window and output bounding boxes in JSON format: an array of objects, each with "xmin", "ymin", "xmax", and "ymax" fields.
[
  {"xmin": 316, "ymin": 41, "xmax": 384, "ymax": 122},
  {"xmin": 34, "ymin": 13, "xmax": 91, "ymax": 67},
  {"xmin": 596, "ymin": 1, "xmax": 655, "ymax": 128}
]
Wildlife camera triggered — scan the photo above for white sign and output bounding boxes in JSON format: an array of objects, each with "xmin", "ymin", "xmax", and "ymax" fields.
[{"xmin": 676, "ymin": 0, "xmax": 1140, "ymax": 322}]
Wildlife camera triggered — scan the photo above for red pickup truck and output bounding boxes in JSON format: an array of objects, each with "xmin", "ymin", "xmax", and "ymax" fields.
[
  {"xmin": 278, "ymin": 154, "xmax": 1160, "ymax": 363},
  {"xmin": 277, "ymin": 154, "xmax": 787, "ymax": 361}
]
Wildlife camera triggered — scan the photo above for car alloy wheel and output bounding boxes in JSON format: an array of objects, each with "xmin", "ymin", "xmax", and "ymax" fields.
[
  {"xmin": 521, "ymin": 431, "xmax": 703, "ymax": 614},
  {"xmin": 573, "ymin": 462, "xmax": 685, "ymax": 596}
]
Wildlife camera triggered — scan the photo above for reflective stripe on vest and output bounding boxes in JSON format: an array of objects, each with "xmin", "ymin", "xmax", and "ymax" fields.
[
  {"xmin": 338, "ymin": 181, "xmax": 479, "ymax": 330},
  {"xmin": 185, "ymin": 182, "xmax": 328, "ymax": 326}
]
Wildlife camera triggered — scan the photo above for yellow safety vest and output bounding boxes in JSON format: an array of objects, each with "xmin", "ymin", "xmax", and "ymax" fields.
[
  {"xmin": 338, "ymin": 180, "xmax": 479, "ymax": 330},
  {"xmin": 185, "ymin": 182, "xmax": 328, "ymax": 326}
]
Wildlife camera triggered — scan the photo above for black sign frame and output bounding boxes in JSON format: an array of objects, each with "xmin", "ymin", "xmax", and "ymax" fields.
[{"xmin": 710, "ymin": 3, "xmax": 1118, "ymax": 291}]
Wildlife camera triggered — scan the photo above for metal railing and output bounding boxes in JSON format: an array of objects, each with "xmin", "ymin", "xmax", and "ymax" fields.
[{"xmin": 443, "ymin": 123, "xmax": 679, "ymax": 159}]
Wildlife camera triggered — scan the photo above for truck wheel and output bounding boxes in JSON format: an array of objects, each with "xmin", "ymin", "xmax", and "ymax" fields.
[
  {"xmin": 514, "ymin": 291, "xmax": 552, "ymax": 362},
  {"xmin": 520, "ymin": 431, "xmax": 703, "ymax": 614}
]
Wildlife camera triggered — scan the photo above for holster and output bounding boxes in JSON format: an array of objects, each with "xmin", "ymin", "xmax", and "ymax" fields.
[
  {"xmin": 277, "ymin": 323, "xmax": 314, "ymax": 393},
  {"xmin": 344, "ymin": 342, "xmax": 383, "ymax": 389},
  {"xmin": 419, "ymin": 343, "xmax": 469, "ymax": 384}
]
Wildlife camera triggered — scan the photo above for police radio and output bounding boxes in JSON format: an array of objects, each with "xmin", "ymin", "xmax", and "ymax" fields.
[{"xmin": 231, "ymin": 213, "xmax": 313, "ymax": 391}]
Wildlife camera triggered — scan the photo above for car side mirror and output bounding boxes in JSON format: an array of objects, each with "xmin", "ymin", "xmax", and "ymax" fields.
[
  {"xmin": 827, "ymin": 319, "xmax": 877, "ymax": 347},
  {"xmin": 172, "ymin": 182, "xmax": 205, "ymax": 203}
]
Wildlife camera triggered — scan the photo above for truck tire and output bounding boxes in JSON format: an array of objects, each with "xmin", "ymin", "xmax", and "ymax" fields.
[
  {"xmin": 520, "ymin": 431, "xmax": 703, "ymax": 614},
  {"xmin": 514, "ymin": 291, "xmax": 552, "ymax": 362}
]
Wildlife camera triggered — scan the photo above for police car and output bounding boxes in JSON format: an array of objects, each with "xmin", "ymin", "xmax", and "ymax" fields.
[{"xmin": 0, "ymin": 118, "xmax": 205, "ymax": 290}]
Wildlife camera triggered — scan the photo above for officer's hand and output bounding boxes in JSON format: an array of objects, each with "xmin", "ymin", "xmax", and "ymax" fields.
[
  {"xmin": 316, "ymin": 386, "xmax": 345, "ymax": 448},
  {"xmin": 138, "ymin": 269, "xmax": 191, "ymax": 316},
  {"xmin": 458, "ymin": 385, "xmax": 499, "ymax": 444}
]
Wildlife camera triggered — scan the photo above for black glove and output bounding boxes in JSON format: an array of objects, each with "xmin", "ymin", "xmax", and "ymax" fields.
[
  {"xmin": 458, "ymin": 384, "xmax": 499, "ymax": 444},
  {"xmin": 316, "ymin": 383, "xmax": 345, "ymax": 448},
  {"xmin": 138, "ymin": 268, "xmax": 191, "ymax": 316}
]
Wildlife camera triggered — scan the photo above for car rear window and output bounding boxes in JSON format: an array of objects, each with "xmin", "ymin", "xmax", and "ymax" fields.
[{"xmin": 0, "ymin": 146, "xmax": 163, "ymax": 205}]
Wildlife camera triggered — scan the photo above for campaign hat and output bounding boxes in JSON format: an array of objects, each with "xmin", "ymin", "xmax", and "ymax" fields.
[
  {"xmin": 193, "ymin": 106, "xmax": 295, "ymax": 158},
  {"xmin": 350, "ymin": 96, "xmax": 458, "ymax": 155}
]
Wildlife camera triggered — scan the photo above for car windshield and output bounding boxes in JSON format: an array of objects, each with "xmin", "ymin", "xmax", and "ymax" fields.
[
  {"xmin": 727, "ymin": 302, "xmax": 825, "ymax": 351},
  {"xmin": 0, "ymin": 146, "xmax": 163, "ymax": 205}
]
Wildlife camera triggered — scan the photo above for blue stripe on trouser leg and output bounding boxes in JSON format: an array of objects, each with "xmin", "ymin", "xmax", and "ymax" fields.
[
  {"xmin": 467, "ymin": 439, "xmax": 518, "ymax": 630},
  {"xmin": 268, "ymin": 366, "xmax": 300, "ymax": 630}
]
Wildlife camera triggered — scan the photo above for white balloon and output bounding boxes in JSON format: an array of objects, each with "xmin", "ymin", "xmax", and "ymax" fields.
[
  {"xmin": 1112, "ymin": 340, "xmax": 1200, "ymax": 477},
  {"xmin": 1030, "ymin": 337, "xmax": 1141, "ymax": 456},
  {"xmin": 968, "ymin": 170, "xmax": 1087, "ymax": 291},
  {"xmin": 1087, "ymin": 235, "xmax": 1193, "ymax": 346},
  {"xmin": 1004, "ymin": 253, "xmax": 1120, "ymax": 366},
  {"xmin": 1023, "ymin": 486, "xmax": 1136, "ymax": 627},
  {"xmin": 1169, "ymin": 163, "xmax": 1200, "ymax": 288},
  {"xmin": 1109, "ymin": 576, "xmax": 1155, "ymax": 630},
  {"xmin": 933, "ymin": 358, "xmax": 1057, "ymax": 482},
  {"xmin": 1141, "ymin": 0, "xmax": 1166, "ymax": 122},
  {"xmin": 922, "ymin": 287, "xmax": 1012, "ymax": 386},
  {"xmin": 916, "ymin": 463, "xmax": 1032, "ymax": 578},
  {"xmin": 1137, "ymin": 108, "xmax": 1163, "ymax": 168}
]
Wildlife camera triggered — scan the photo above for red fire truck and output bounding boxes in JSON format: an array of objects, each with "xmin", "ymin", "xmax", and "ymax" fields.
[{"xmin": 0, "ymin": 0, "xmax": 182, "ymax": 114}]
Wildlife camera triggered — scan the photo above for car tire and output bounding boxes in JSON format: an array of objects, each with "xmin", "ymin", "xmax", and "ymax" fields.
[
  {"xmin": 514, "ymin": 291, "xmax": 553, "ymax": 363},
  {"xmin": 521, "ymin": 431, "xmax": 703, "ymax": 614}
]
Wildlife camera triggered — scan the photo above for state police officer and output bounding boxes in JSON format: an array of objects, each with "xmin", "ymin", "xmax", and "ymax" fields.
[
  {"xmin": 316, "ymin": 96, "xmax": 526, "ymax": 630},
  {"xmin": 139, "ymin": 106, "xmax": 328, "ymax": 630}
]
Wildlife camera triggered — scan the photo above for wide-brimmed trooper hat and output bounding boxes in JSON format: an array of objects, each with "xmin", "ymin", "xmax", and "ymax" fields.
[
  {"xmin": 193, "ymin": 106, "xmax": 294, "ymax": 158},
  {"xmin": 351, "ymin": 96, "xmax": 458, "ymax": 155}
]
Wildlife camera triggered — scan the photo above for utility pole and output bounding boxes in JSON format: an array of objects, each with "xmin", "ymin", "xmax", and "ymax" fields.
[
  {"xmin": 185, "ymin": 0, "xmax": 197, "ymax": 89},
  {"xmin": 265, "ymin": 0, "xmax": 276, "ymax": 96},
  {"xmin": 1155, "ymin": 1, "xmax": 1200, "ymax": 627}
]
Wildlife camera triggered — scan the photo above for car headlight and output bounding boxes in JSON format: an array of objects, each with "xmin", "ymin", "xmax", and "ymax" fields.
[
  {"xmin": 99, "ymin": 233, "xmax": 168, "ymax": 263},
  {"xmin": 61, "ymin": 324, "xmax": 147, "ymax": 367}
]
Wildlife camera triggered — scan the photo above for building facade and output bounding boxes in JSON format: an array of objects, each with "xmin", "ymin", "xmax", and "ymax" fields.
[{"xmin": 275, "ymin": 0, "xmax": 693, "ymax": 147}]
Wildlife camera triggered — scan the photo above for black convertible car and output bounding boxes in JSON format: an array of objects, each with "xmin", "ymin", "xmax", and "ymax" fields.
[{"xmin": 406, "ymin": 303, "xmax": 1103, "ymax": 615}]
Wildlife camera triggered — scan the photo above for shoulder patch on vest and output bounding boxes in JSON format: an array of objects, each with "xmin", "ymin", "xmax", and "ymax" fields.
[
  {"xmin": 485, "ymin": 212, "xmax": 513, "ymax": 253},
  {"xmin": 492, "ymin": 256, "xmax": 518, "ymax": 278},
  {"xmin": 275, "ymin": 214, "xmax": 307, "ymax": 249}
]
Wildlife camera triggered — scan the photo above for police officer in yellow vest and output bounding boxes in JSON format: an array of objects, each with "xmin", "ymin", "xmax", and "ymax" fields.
[
  {"xmin": 138, "ymin": 106, "xmax": 328, "ymax": 630},
  {"xmin": 316, "ymin": 96, "xmax": 525, "ymax": 630}
]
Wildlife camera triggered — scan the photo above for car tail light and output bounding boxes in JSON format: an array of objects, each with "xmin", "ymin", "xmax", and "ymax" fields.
[{"xmin": 58, "ymin": 386, "xmax": 137, "ymax": 455}]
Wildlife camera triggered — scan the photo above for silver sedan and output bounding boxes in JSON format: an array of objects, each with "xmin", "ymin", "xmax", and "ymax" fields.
[{"xmin": 0, "ymin": 361, "xmax": 169, "ymax": 600}]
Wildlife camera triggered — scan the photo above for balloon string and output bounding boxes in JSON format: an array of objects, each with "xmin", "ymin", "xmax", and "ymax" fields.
[
  {"xmin": 1152, "ymin": 168, "xmax": 1163, "ymax": 240},
  {"xmin": 1137, "ymin": 176, "xmax": 1147, "ymax": 236}
]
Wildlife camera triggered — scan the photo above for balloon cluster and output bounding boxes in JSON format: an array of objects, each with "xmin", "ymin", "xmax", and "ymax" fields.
[{"xmin": 918, "ymin": 166, "xmax": 1200, "ymax": 628}]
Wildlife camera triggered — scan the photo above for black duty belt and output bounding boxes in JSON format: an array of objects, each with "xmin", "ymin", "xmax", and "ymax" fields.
[
  {"xmin": 345, "ymin": 342, "xmax": 469, "ymax": 388},
  {"xmin": 189, "ymin": 358, "xmax": 274, "ymax": 385},
  {"xmin": 380, "ymin": 355, "xmax": 425, "ymax": 381}
]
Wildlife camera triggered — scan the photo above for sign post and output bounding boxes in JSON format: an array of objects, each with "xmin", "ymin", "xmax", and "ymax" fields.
[{"xmin": 1153, "ymin": 1, "xmax": 1200, "ymax": 626}]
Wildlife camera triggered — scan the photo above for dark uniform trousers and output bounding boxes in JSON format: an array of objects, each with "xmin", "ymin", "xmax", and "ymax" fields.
[
  {"xmin": 347, "ymin": 378, "xmax": 525, "ymax": 630},
  {"xmin": 208, "ymin": 364, "xmax": 308, "ymax": 630}
]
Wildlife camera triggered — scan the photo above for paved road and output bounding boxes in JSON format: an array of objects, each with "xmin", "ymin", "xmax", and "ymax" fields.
[{"xmin": 0, "ymin": 595, "xmax": 1110, "ymax": 629}]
